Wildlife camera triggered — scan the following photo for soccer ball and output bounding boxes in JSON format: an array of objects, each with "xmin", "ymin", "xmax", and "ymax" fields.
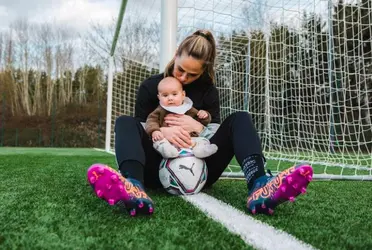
[{"xmin": 159, "ymin": 149, "xmax": 208, "ymax": 195}]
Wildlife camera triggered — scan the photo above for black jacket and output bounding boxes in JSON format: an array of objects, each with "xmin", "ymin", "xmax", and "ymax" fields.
[{"xmin": 135, "ymin": 73, "xmax": 221, "ymax": 123}]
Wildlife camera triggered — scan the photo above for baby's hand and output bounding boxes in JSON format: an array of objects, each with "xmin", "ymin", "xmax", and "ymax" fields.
[
  {"xmin": 197, "ymin": 110, "xmax": 209, "ymax": 120},
  {"xmin": 152, "ymin": 131, "xmax": 164, "ymax": 142}
]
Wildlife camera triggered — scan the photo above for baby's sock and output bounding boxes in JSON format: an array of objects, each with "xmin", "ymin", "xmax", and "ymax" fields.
[
  {"xmin": 192, "ymin": 139, "xmax": 218, "ymax": 158},
  {"xmin": 153, "ymin": 138, "xmax": 179, "ymax": 158}
]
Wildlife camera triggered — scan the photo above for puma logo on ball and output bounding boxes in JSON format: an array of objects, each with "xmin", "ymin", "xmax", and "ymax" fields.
[{"xmin": 179, "ymin": 163, "xmax": 195, "ymax": 176}]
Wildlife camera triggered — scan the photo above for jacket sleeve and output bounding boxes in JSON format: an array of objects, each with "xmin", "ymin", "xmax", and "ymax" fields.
[
  {"xmin": 203, "ymin": 85, "xmax": 220, "ymax": 123},
  {"xmin": 200, "ymin": 110, "xmax": 212, "ymax": 125},
  {"xmin": 186, "ymin": 107, "xmax": 211, "ymax": 126},
  {"xmin": 135, "ymin": 82, "xmax": 158, "ymax": 123},
  {"xmin": 145, "ymin": 107, "xmax": 162, "ymax": 136},
  {"xmin": 199, "ymin": 123, "xmax": 220, "ymax": 139}
]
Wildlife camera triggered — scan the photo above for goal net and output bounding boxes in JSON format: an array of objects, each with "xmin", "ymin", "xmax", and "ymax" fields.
[{"xmin": 106, "ymin": 0, "xmax": 372, "ymax": 180}]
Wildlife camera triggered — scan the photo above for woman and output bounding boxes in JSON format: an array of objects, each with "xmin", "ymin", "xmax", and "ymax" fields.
[{"xmin": 87, "ymin": 29, "xmax": 313, "ymax": 216}]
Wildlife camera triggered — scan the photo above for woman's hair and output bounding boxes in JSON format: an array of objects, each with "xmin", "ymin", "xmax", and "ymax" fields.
[{"xmin": 164, "ymin": 29, "xmax": 217, "ymax": 83}]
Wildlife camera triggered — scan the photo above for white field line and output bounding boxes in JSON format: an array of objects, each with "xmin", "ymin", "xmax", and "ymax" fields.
[
  {"xmin": 93, "ymin": 148, "xmax": 114, "ymax": 154},
  {"xmin": 183, "ymin": 193, "xmax": 317, "ymax": 250},
  {"xmin": 92, "ymin": 148, "xmax": 316, "ymax": 249}
]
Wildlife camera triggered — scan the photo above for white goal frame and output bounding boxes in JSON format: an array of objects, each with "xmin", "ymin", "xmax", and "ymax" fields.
[{"xmin": 105, "ymin": 0, "xmax": 372, "ymax": 181}]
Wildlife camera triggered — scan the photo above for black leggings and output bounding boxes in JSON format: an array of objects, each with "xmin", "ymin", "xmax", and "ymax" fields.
[{"xmin": 114, "ymin": 112, "xmax": 264, "ymax": 188}]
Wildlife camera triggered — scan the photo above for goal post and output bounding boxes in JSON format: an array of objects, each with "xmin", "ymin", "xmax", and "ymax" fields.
[
  {"xmin": 105, "ymin": 0, "xmax": 129, "ymax": 152},
  {"xmin": 105, "ymin": 0, "xmax": 177, "ymax": 152},
  {"xmin": 105, "ymin": 0, "xmax": 372, "ymax": 181},
  {"xmin": 159, "ymin": 0, "xmax": 178, "ymax": 72}
]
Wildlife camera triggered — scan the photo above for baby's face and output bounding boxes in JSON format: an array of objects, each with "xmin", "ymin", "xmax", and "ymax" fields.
[{"xmin": 158, "ymin": 79, "xmax": 185, "ymax": 107}]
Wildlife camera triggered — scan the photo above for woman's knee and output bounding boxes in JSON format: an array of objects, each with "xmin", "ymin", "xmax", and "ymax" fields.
[
  {"xmin": 114, "ymin": 115, "xmax": 138, "ymax": 132},
  {"xmin": 229, "ymin": 111, "xmax": 252, "ymax": 122}
]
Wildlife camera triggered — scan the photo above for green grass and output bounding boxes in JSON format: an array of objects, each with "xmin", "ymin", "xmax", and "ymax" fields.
[
  {"xmin": 1, "ymin": 147, "xmax": 371, "ymax": 250},
  {"xmin": 227, "ymin": 157, "xmax": 372, "ymax": 176},
  {"xmin": 0, "ymin": 147, "xmax": 109, "ymax": 156},
  {"xmin": 205, "ymin": 180, "xmax": 372, "ymax": 250},
  {"xmin": 267, "ymin": 151, "xmax": 372, "ymax": 168},
  {"xmin": 0, "ymin": 148, "xmax": 250, "ymax": 250}
]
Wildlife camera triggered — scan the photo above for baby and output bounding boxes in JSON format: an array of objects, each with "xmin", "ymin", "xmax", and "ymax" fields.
[{"xmin": 145, "ymin": 77, "xmax": 218, "ymax": 159}]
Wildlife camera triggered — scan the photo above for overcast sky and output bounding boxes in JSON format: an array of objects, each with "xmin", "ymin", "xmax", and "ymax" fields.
[
  {"xmin": 0, "ymin": 0, "xmax": 123, "ymax": 32},
  {"xmin": 0, "ymin": 0, "xmax": 330, "ymax": 34},
  {"xmin": 0, "ymin": 0, "xmax": 332, "ymax": 68}
]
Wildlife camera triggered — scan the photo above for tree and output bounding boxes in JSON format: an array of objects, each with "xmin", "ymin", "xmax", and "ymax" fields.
[
  {"xmin": 332, "ymin": 0, "xmax": 372, "ymax": 151},
  {"xmin": 12, "ymin": 19, "xmax": 32, "ymax": 116},
  {"xmin": 84, "ymin": 16, "xmax": 159, "ymax": 68}
]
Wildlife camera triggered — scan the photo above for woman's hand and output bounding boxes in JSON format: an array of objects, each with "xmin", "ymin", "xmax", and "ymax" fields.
[
  {"xmin": 160, "ymin": 126, "xmax": 192, "ymax": 148},
  {"xmin": 164, "ymin": 114, "xmax": 204, "ymax": 134}
]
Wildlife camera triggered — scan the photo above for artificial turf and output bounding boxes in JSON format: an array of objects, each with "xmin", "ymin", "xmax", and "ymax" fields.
[
  {"xmin": 206, "ymin": 179, "xmax": 372, "ymax": 250},
  {"xmin": 1, "ymin": 147, "xmax": 371, "ymax": 250},
  {"xmin": 0, "ymin": 148, "xmax": 251, "ymax": 250}
]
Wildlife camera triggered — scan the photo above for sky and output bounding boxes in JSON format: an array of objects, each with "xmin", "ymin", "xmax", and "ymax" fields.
[
  {"xmin": 0, "ymin": 0, "xmax": 344, "ymax": 71},
  {"xmin": 0, "ymin": 0, "xmax": 330, "ymax": 34},
  {"xmin": 0, "ymin": 0, "xmax": 122, "ymax": 32}
]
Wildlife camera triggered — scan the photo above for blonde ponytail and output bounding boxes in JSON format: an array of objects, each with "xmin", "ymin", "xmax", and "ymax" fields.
[{"xmin": 164, "ymin": 29, "xmax": 217, "ymax": 83}]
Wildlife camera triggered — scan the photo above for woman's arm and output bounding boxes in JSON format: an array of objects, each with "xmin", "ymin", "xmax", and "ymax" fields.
[
  {"xmin": 136, "ymin": 78, "xmax": 193, "ymax": 148},
  {"xmin": 196, "ymin": 85, "xmax": 221, "ymax": 139},
  {"xmin": 164, "ymin": 84, "xmax": 221, "ymax": 139},
  {"xmin": 192, "ymin": 85, "xmax": 221, "ymax": 139},
  {"xmin": 198, "ymin": 123, "xmax": 220, "ymax": 140},
  {"xmin": 134, "ymin": 80, "xmax": 159, "ymax": 122},
  {"xmin": 203, "ymin": 85, "xmax": 221, "ymax": 124}
]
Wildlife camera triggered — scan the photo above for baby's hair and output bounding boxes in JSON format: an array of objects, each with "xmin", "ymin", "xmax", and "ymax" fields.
[{"xmin": 158, "ymin": 76, "xmax": 184, "ymax": 92}]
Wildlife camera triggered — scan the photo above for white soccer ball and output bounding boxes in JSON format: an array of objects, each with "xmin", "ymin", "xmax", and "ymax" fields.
[{"xmin": 159, "ymin": 149, "xmax": 208, "ymax": 195}]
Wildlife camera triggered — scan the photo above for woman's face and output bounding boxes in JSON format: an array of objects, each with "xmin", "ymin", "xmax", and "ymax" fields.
[{"xmin": 172, "ymin": 53, "xmax": 204, "ymax": 85}]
